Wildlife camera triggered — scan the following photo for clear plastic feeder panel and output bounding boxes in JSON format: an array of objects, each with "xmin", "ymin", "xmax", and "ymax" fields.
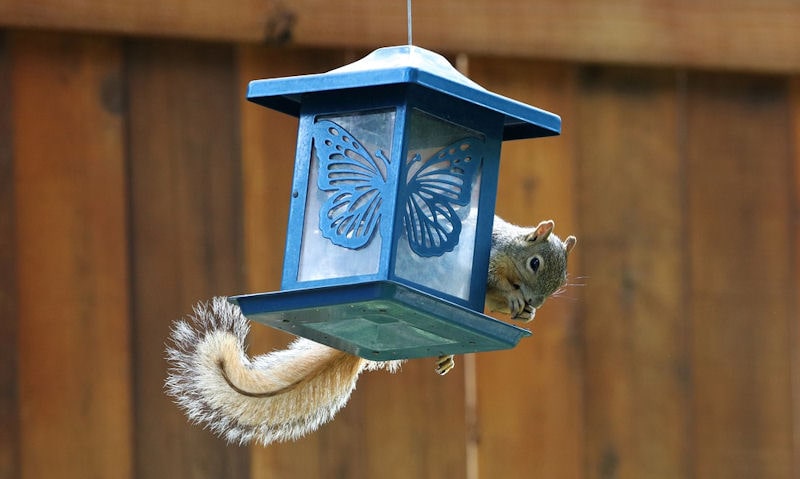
[
  {"xmin": 393, "ymin": 109, "xmax": 483, "ymax": 300},
  {"xmin": 297, "ymin": 109, "xmax": 396, "ymax": 282}
]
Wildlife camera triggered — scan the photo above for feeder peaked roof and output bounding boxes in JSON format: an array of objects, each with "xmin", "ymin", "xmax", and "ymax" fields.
[{"xmin": 247, "ymin": 45, "xmax": 561, "ymax": 141}]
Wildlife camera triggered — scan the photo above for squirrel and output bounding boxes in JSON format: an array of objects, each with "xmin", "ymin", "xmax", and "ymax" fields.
[{"xmin": 165, "ymin": 216, "xmax": 576, "ymax": 446}]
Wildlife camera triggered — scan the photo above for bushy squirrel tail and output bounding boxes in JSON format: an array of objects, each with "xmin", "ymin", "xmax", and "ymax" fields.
[{"xmin": 165, "ymin": 297, "xmax": 402, "ymax": 446}]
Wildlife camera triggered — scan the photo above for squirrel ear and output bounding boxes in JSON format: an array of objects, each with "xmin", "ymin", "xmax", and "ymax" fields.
[
  {"xmin": 526, "ymin": 220, "xmax": 555, "ymax": 243},
  {"xmin": 563, "ymin": 235, "xmax": 577, "ymax": 255}
]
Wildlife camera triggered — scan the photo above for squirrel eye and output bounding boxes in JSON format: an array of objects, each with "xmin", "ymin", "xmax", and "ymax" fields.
[{"xmin": 528, "ymin": 256, "xmax": 541, "ymax": 273}]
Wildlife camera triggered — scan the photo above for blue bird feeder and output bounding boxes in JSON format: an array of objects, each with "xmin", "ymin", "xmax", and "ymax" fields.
[{"xmin": 230, "ymin": 45, "xmax": 560, "ymax": 361}]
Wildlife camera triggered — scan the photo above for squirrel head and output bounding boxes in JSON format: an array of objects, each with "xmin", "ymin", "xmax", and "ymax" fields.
[{"xmin": 512, "ymin": 220, "xmax": 576, "ymax": 309}]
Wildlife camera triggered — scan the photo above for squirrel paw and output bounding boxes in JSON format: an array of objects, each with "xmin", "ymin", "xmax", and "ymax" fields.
[
  {"xmin": 435, "ymin": 354, "xmax": 455, "ymax": 375},
  {"xmin": 512, "ymin": 304, "xmax": 537, "ymax": 323},
  {"xmin": 507, "ymin": 289, "xmax": 527, "ymax": 318}
]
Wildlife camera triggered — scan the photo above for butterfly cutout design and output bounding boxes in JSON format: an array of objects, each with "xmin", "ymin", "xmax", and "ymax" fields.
[{"xmin": 313, "ymin": 119, "xmax": 481, "ymax": 258}]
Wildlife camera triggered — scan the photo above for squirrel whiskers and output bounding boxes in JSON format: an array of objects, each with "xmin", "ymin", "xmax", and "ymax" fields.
[{"xmin": 165, "ymin": 297, "xmax": 401, "ymax": 445}]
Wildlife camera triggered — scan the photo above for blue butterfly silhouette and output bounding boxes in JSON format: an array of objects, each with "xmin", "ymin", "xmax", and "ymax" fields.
[{"xmin": 313, "ymin": 119, "xmax": 481, "ymax": 258}]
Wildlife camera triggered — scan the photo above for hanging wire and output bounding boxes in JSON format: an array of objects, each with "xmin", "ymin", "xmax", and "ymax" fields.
[{"xmin": 407, "ymin": 0, "xmax": 413, "ymax": 45}]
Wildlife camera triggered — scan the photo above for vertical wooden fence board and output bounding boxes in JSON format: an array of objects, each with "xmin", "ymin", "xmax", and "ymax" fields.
[
  {"xmin": 11, "ymin": 32, "xmax": 133, "ymax": 479},
  {"xmin": 239, "ymin": 46, "xmax": 469, "ymax": 478},
  {"xmin": 357, "ymin": 57, "xmax": 468, "ymax": 479},
  {"xmin": 791, "ymin": 77, "xmax": 800, "ymax": 479},
  {"xmin": 686, "ymin": 73, "xmax": 794, "ymax": 478},
  {"xmin": 127, "ymin": 39, "xmax": 248, "ymax": 478},
  {"xmin": 237, "ymin": 45, "xmax": 299, "ymax": 295},
  {"xmin": 576, "ymin": 67, "xmax": 690, "ymax": 479},
  {"xmin": 353, "ymin": 53, "xmax": 468, "ymax": 479},
  {"xmin": 359, "ymin": 359, "xmax": 467, "ymax": 479},
  {"xmin": 0, "ymin": 31, "xmax": 19, "ymax": 479},
  {"xmin": 367, "ymin": 361, "xmax": 468, "ymax": 479},
  {"xmin": 237, "ymin": 45, "xmax": 359, "ymax": 478},
  {"xmin": 468, "ymin": 58, "xmax": 584, "ymax": 479}
]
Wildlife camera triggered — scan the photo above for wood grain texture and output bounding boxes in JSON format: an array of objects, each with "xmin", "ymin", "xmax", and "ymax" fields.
[
  {"xmin": 2, "ymin": 0, "xmax": 800, "ymax": 72},
  {"xmin": 0, "ymin": 31, "xmax": 19, "ymax": 479},
  {"xmin": 238, "ymin": 45, "xmax": 353, "ymax": 296},
  {"xmin": 10, "ymin": 31, "xmax": 133, "ymax": 479},
  {"xmin": 4, "ymin": 28, "xmax": 800, "ymax": 479},
  {"xmin": 791, "ymin": 77, "xmax": 800, "ymax": 479},
  {"xmin": 238, "ymin": 45, "xmax": 469, "ymax": 479},
  {"xmin": 126, "ymin": 39, "xmax": 249, "ymax": 478},
  {"xmin": 359, "ymin": 361, "xmax": 468, "ymax": 479},
  {"xmin": 686, "ymin": 73, "xmax": 795, "ymax": 479},
  {"xmin": 355, "ymin": 50, "xmax": 467, "ymax": 479},
  {"xmin": 576, "ymin": 67, "xmax": 691, "ymax": 479},
  {"xmin": 468, "ymin": 58, "xmax": 584, "ymax": 479},
  {"xmin": 238, "ymin": 45, "xmax": 359, "ymax": 478}
]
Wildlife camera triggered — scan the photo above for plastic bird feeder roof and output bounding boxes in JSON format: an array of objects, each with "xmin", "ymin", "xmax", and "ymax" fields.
[
  {"xmin": 246, "ymin": 45, "xmax": 561, "ymax": 140},
  {"xmin": 230, "ymin": 45, "xmax": 561, "ymax": 361}
]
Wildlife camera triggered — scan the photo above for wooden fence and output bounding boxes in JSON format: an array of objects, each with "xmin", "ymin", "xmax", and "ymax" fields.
[{"xmin": 1, "ymin": 2, "xmax": 799, "ymax": 477}]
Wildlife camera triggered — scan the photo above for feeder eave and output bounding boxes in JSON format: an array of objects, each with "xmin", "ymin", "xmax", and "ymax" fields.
[
  {"xmin": 247, "ymin": 45, "xmax": 560, "ymax": 140},
  {"xmin": 412, "ymin": 68, "xmax": 562, "ymax": 139},
  {"xmin": 246, "ymin": 67, "xmax": 414, "ymax": 116},
  {"xmin": 247, "ymin": 66, "xmax": 561, "ymax": 140}
]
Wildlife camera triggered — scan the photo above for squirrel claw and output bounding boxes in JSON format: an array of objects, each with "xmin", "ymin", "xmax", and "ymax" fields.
[
  {"xmin": 435, "ymin": 355, "xmax": 455, "ymax": 376},
  {"xmin": 507, "ymin": 290, "xmax": 527, "ymax": 318},
  {"xmin": 512, "ymin": 305, "xmax": 536, "ymax": 323}
]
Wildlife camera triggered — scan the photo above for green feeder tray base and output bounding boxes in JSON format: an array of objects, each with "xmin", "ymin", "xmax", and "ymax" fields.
[{"xmin": 229, "ymin": 281, "xmax": 531, "ymax": 361}]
